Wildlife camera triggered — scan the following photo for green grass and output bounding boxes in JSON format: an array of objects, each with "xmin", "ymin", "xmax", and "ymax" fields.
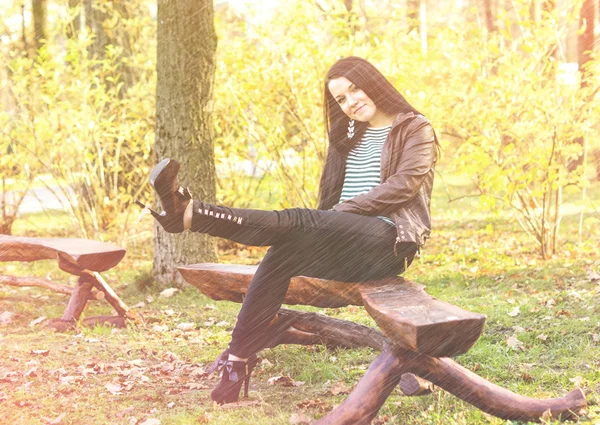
[{"xmin": 1, "ymin": 174, "xmax": 599, "ymax": 424}]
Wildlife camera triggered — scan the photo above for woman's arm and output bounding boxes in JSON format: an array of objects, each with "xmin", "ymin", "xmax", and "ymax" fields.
[{"xmin": 331, "ymin": 117, "xmax": 436, "ymax": 215}]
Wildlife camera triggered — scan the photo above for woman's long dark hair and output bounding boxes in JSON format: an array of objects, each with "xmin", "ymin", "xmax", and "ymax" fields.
[
  {"xmin": 323, "ymin": 56, "xmax": 422, "ymax": 153},
  {"xmin": 318, "ymin": 57, "xmax": 434, "ymax": 209}
]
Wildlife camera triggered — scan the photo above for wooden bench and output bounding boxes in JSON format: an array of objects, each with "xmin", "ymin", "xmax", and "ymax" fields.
[
  {"xmin": 0, "ymin": 235, "xmax": 141, "ymax": 330},
  {"xmin": 179, "ymin": 263, "xmax": 587, "ymax": 424}
]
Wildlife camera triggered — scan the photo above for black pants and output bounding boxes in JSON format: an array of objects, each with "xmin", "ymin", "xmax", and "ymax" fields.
[{"xmin": 190, "ymin": 201, "xmax": 418, "ymax": 358}]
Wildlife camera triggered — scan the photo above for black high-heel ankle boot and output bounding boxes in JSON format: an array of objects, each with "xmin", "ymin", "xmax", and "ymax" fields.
[
  {"xmin": 210, "ymin": 354, "xmax": 259, "ymax": 404},
  {"xmin": 138, "ymin": 158, "xmax": 192, "ymax": 233}
]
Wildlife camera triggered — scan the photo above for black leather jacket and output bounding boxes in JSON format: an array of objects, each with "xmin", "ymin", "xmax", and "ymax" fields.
[{"xmin": 322, "ymin": 112, "xmax": 437, "ymax": 251}]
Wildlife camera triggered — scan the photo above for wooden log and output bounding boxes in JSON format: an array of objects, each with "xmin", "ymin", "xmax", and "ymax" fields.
[
  {"xmin": 178, "ymin": 263, "xmax": 386, "ymax": 308},
  {"xmin": 314, "ymin": 344, "xmax": 407, "ymax": 425},
  {"xmin": 90, "ymin": 271, "xmax": 128, "ymax": 317},
  {"xmin": 0, "ymin": 274, "xmax": 103, "ymax": 300},
  {"xmin": 399, "ymin": 373, "xmax": 434, "ymax": 396},
  {"xmin": 0, "ymin": 234, "xmax": 125, "ymax": 272},
  {"xmin": 178, "ymin": 263, "xmax": 485, "ymax": 357},
  {"xmin": 81, "ymin": 315, "xmax": 126, "ymax": 328},
  {"xmin": 317, "ymin": 346, "xmax": 587, "ymax": 424},
  {"xmin": 276, "ymin": 308, "xmax": 387, "ymax": 350},
  {"xmin": 57, "ymin": 256, "xmax": 128, "ymax": 317},
  {"xmin": 408, "ymin": 352, "xmax": 587, "ymax": 422},
  {"xmin": 48, "ymin": 315, "xmax": 126, "ymax": 331},
  {"xmin": 48, "ymin": 318, "xmax": 77, "ymax": 332},
  {"xmin": 0, "ymin": 274, "xmax": 73, "ymax": 295},
  {"xmin": 360, "ymin": 282, "xmax": 486, "ymax": 357},
  {"xmin": 259, "ymin": 308, "xmax": 387, "ymax": 351},
  {"xmin": 61, "ymin": 278, "xmax": 94, "ymax": 321}
]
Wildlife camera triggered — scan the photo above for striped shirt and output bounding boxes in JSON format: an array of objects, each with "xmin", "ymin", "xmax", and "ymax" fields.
[{"xmin": 339, "ymin": 125, "xmax": 394, "ymax": 226}]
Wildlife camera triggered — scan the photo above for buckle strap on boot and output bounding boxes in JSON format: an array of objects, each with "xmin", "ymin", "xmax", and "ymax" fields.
[{"xmin": 176, "ymin": 186, "xmax": 192, "ymax": 200}]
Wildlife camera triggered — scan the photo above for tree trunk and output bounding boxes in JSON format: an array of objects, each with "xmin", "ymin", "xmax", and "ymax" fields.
[
  {"xmin": 407, "ymin": 0, "xmax": 419, "ymax": 33},
  {"xmin": 484, "ymin": 0, "xmax": 496, "ymax": 33},
  {"xmin": 32, "ymin": 0, "xmax": 46, "ymax": 53},
  {"xmin": 154, "ymin": 0, "xmax": 218, "ymax": 287},
  {"xmin": 66, "ymin": 0, "xmax": 81, "ymax": 39},
  {"xmin": 85, "ymin": 0, "xmax": 109, "ymax": 59},
  {"xmin": 530, "ymin": 0, "xmax": 541, "ymax": 22},
  {"xmin": 579, "ymin": 0, "xmax": 596, "ymax": 87}
]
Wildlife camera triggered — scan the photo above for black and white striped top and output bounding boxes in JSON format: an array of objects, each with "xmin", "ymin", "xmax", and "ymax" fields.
[
  {"xmin": 339, "ymin": 125, "xmax": 391, "ymax": 201},
  {"xmin": 339, "ymin": 125, "xmax": 394, "ymax": 226}
]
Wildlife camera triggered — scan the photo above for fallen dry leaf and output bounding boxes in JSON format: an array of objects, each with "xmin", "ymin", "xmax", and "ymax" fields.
[
  {"xmin": 289, "ymin": 412, "xmax": 312, "ymax": 424},
  {"xmin": 592, "ymin": 334, "xmax": 599, "ymax": 344},
  {"xmin": 296, "ymin": 399, "xmax": 330, "ymax": 412},
  {"xmin": 520, "ymin": 371, "xmax": 534, "ymax": 383},
  {"xmin": 186, "ymin": 382, "xmax": 211, "ymax": 390},
  {"xmin": 117, "ymin": 407, "xmax": 134, "ymax": 418},
  {"xmin": 537, "ymin": 334, "xmax": 548, "ymax": 341},
  {"xmin": 31, "ymin": 349, "xmax": 50, "ymax": 356},
  {"xmin": 159, "ymin": 288, "xmax": 178, "ymax": 298},
  {"xmin": 161, "ymin": 352, "xmax": 179, "ymax": 362},
  {"xmin": 261, "ymin": 358, "xmax": 274, "ymax": 368},
  {"xmin": 508, "ymin": 306, "xmax": 520, "ymax": 317},
  {"xmin": 43, "ymin": 413, "xmax": 66, "ymax": 425},
  {"xmin": 268, "ymin": 375, "xmax": 297, "ymax": 387},
  {"xmin": 24, "ymin": 368, "xmax": 38, "ymax": 377},
  {"xmin": 105, "ymin": 382, "xmax": 123, "ymax": 395},
  {"xmin": 329, "ymin": 381, "xmax": 352, "ymax": 395},
  {"xmin": 0, "ymin": 311, "xmax": 15, "ymax": 325},
  {"xmin": 29, "ymin": 316, "xmax": 47, "ymax": 327},
  {"xmin": 196, "ymin": 412, "xmax": 212, "ymax": 423},
  {"xmin": 152, "ymin": 324, "xmax": 169, "ymax": 332},
  {"xmin": 176, "ymin": 322, "xmax": 195, "ymax": 331},
  {"xmin": 217, "ymin": 399, "xmax": 261, "ymax": 410},
  {"xmin": 372, "ymin": 415, "xmax": 393, "ymax": 425},
  {"xmin": 541, "ymin": 408, "xmax": 553, "ymax": 421},
  {"xmin": 569, "ymin": 376, "xmax": 583, "ymax": 387},
  {"xmin": 139, "ymin": 419, "xmax": 160, "ymax": 425},
  {"xmin": 587, "ymin": 269, "xmax": 600, "ymax": 282},
  {"xmin": 506, "ymin": 335, "xmax": 525, "ymax": 351}
]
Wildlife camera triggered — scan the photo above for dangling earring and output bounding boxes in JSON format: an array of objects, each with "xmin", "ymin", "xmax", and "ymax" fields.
[{"xmin": 347, "ymin": 119, "xmax": 355, "ymax": 139}]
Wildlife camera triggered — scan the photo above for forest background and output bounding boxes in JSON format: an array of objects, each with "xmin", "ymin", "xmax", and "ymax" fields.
[{"xmin": 1, "ymin": 0, "xmax": 600, "ymax": 424}]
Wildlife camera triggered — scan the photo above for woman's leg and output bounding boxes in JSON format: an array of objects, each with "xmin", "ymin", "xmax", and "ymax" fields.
[
  {"xmin": 189, "ymin": 200, "xmax": 399, "ymax": 248},
  {"xmin": 226, "ymin": 217, "xmax": 417, "ymax": 358}
]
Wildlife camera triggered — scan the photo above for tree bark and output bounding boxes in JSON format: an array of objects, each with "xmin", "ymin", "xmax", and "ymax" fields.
[
  {"xmin": 66, "ymin": 0, "xmax": 81, "ymax": 39},
  {"xmin": 484, "ymin": 0, "xmax": 496, "ymax": 33},
  {"xmin": 579, "ymin": 0, "xmax": 596, "ymax": 87},
  {"xmin": 154, "ymin": 0, "xmax": 218, "ymax": 287},
  {"xmin": 0, "ymin": 274, "xmax": 74, "ymax": 295},
  {"xmin": 84, "ymin": 0, "xmax": 109, "ymax": 59},
  {"xmin": 32, "ymin": 0, "xmax": 46, "ymax": 53}
]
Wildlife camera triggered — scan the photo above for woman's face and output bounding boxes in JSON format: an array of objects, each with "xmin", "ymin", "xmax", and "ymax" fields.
[{"xmin": 328, "ymin": 76, "xmax": 379, "ymax": 124}]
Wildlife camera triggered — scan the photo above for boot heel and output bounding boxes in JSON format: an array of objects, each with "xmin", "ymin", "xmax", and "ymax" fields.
[
  {"xmin": 244, "ymin": 374, "xmax": 250, "ymax": 398},
  {"xmin": 134, "ymin": 200, "xmax": 162, "ymax": 220},
  {"xmin": 244, "ymin": 358, "xmax": 258, "ymax": 398}
]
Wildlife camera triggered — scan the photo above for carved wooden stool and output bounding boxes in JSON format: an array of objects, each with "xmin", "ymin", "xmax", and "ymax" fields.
[
  {"xmin": 179, "ymin": 263, "xmax": 587, "ymax": 423},
  {"xmin": 0, "ymin": 235, "xmax": 141, "ymax": 330}
]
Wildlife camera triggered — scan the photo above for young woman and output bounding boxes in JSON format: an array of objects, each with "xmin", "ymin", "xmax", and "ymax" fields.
[{"xmin": 144, "ymin": 56, "xmax": 438, "ymax": 404}]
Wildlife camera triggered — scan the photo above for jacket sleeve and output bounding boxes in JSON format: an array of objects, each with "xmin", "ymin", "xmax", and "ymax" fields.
[{"xmin": 331, "ymin": 117, "xmax": 436, "ymax": 215}]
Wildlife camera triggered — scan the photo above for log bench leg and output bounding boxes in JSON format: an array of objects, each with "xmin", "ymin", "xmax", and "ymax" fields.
[
  {"xmin": 61, "ymin": 277, "xmax": 94, "ymax": 321},
  {"xmin": 410, "ymin": 353, "xmax": 587, "ymax": 422},
  {"xmin": 315, "ymin": 345, "xmax": 587, "ymax": 424},
  {"xmin": 51, "ymin": 256, "xmax": 143, "ymax": 329},
  {"xmin": 313, "ymin": 344, "xmax": 407, "ymax": 425}
]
